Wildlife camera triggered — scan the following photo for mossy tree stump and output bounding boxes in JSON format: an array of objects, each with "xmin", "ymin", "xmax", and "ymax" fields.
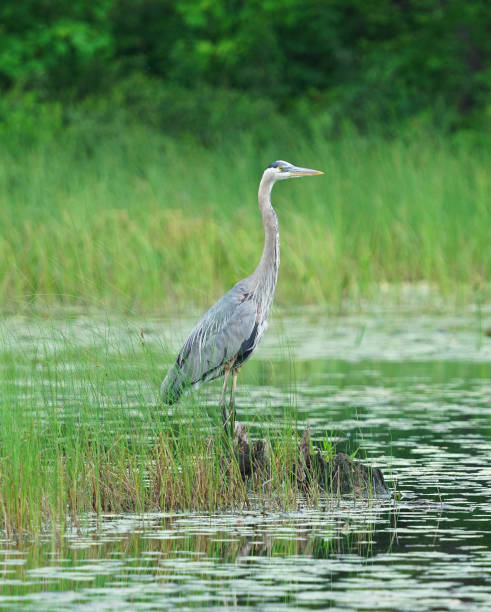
[{"xmin": 234, "ymin": 423, "xmax": 389, "ymax": 498}]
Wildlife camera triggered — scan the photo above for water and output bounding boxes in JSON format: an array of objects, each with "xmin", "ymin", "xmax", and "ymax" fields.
[{"xmin": 1, "ymin": 309, "xmax": 490, "ymax": 610}]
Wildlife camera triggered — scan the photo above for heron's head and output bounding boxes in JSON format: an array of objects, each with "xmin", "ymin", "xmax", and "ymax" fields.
[{"xmin": 264, "ymin": 160, "xmax": 324, "ymax": 182}]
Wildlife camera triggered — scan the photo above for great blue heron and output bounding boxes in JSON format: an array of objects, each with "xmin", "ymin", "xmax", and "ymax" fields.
[{"xmin": 161, "ymin": 160, "xmax": 323, "ymax": 434}]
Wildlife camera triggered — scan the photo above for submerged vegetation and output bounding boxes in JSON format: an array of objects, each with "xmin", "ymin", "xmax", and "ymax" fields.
[{"xmin": 1, "ymin": 127, "xmax": 489, "ymax": 313}]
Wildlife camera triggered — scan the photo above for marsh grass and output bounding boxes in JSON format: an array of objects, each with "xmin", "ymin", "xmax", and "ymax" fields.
[
  {"xmin": 0, "ymin": 322, "xmax": 331, "ymax": 538},
  {"xmin": 0, "ymin": 127, "xmax": 489, "ymax": 313}
]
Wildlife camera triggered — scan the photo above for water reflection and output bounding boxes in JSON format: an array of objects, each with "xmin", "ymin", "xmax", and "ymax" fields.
[
  {"xmin": 0, "ymin": 311, "xmax": 490, "ymax": 610},
  {"xmin": 0, "ymin": 499, "xmax": 489, "ymax": 610}
]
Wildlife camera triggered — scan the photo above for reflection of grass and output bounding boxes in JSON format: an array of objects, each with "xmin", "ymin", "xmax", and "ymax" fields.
[
  {"xmin": 0, "ymin": 512, "xmax": 387, "ymax": 601},
  {"xmin": 0, "ymin": 128, "xmax": 489, "ymax": 312}
]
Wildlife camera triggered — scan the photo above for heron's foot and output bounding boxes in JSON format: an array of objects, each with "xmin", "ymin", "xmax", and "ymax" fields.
[
  {"xmin": 228, "ymin": 406, "xmax": 236, "ymax": 439},
  {"xmin": 221, "ymin": 406, "xmax": 229, "ymax": 434},
  {"xmin": 220, "ymin": 404, "xmax": 234, "ymax": 438},
  {"xmin": 219, "ymin": 366, "xmax": 231, "ymax": 434}
]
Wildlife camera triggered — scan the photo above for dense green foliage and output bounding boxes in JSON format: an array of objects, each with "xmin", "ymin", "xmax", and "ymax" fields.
[
  {"xmin": 0, "ymin": 2, "xmax": 489, "ymax": 311},
  {"xmin": 1, "ymin": 0, "xmax": 490, "ymax": 137},
  {"xmin": 1, "ymin": 128, "xmax": 489, "ymax": 312}
]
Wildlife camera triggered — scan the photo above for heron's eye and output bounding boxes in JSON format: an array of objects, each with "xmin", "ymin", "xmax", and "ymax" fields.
[{"xmin": 278, "ymin": 166, "xmax": 284, "ymax": 171}]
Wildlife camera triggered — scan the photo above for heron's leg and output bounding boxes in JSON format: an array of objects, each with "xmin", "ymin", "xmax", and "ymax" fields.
[
  {"xmin": 220, "ymin": 366, "xmax": 231, "ymax": 432},
  {"xmin": 228, "ymin": 367, "xmax": 241, "ymax": 437}
]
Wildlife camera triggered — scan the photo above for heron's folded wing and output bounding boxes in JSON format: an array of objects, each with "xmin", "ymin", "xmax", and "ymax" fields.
[{"xmin": 176, "ymin": 295, "xmax": 257, "ymax": 384}]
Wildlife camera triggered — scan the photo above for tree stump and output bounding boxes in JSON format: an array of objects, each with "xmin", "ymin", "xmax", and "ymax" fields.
[
  {"xmin": 234, "ymin": 422, "xmax": 271, "ymax": 482},
  {"xmin": 234, "ymin": 422, "xmax": 389, "ymax": 498}
]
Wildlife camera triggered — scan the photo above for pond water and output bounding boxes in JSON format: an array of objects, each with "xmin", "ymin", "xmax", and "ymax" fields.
[{"xmin": 1, "ymin": 308, "xmax": 490, "ymax": 610}]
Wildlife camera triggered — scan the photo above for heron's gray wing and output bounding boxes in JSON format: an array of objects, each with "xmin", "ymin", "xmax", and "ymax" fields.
[
  {"xmin": 177, "ymin": 294, "xmax": 256, "ymax": 383},
  {"xmin": 161, "ymin": 283, "xmax": 257, "ymax": 401}
]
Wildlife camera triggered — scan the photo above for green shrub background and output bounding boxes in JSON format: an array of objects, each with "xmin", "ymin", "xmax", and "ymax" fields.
[{"xmin": 0, "ymin": 1, "xmax": 490, "ymax": 310}]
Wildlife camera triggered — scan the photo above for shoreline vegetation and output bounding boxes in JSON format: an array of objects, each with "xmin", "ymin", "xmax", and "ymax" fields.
[
  {"xmin": 0, "ymin": 319, "xmax": 387, "ymax": 538},
  {"xmin": 0, "ymin": 349, "xmax": 350, "ymax": 537},
  {"xmin": 1, "ymin": 1, "xmax": 489, "ymax": 313},
  {"xmin": 1, "ymin": 126, "xmax": 489, "ymax": 313}
]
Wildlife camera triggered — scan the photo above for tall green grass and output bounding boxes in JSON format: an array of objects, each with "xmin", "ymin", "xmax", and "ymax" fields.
[
  {"xmin": 0, "ymin": 126, "xmax": 489, "ymax": 312},
  {"xmin": 0, "ymin": 324, "xmax": 312, "ymax": 537}
]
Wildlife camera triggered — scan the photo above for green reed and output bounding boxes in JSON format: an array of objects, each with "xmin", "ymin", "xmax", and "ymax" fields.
[
  {"xmin": 0, "ymin": 126, "xmax": 489, "ymax": 313},
  {"xmin": 0, "ymin": 321, "xmax": 311, "ymax": 537}
]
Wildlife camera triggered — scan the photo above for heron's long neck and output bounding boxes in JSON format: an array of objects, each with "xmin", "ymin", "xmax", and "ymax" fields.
[{"xmin": 251, "ymin": 175, "xmax": 279, "ymax": 297}]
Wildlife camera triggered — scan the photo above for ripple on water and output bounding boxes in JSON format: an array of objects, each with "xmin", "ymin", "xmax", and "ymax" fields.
[{"xmin": 0, "ymin": 311, "xmax": 490, "ymax": 610}]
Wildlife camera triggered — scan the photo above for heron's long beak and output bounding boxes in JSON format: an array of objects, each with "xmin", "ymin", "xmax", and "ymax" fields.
[{"xmin": 289, "ymin": 165, "xmax": 324, "ymax": 177}]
